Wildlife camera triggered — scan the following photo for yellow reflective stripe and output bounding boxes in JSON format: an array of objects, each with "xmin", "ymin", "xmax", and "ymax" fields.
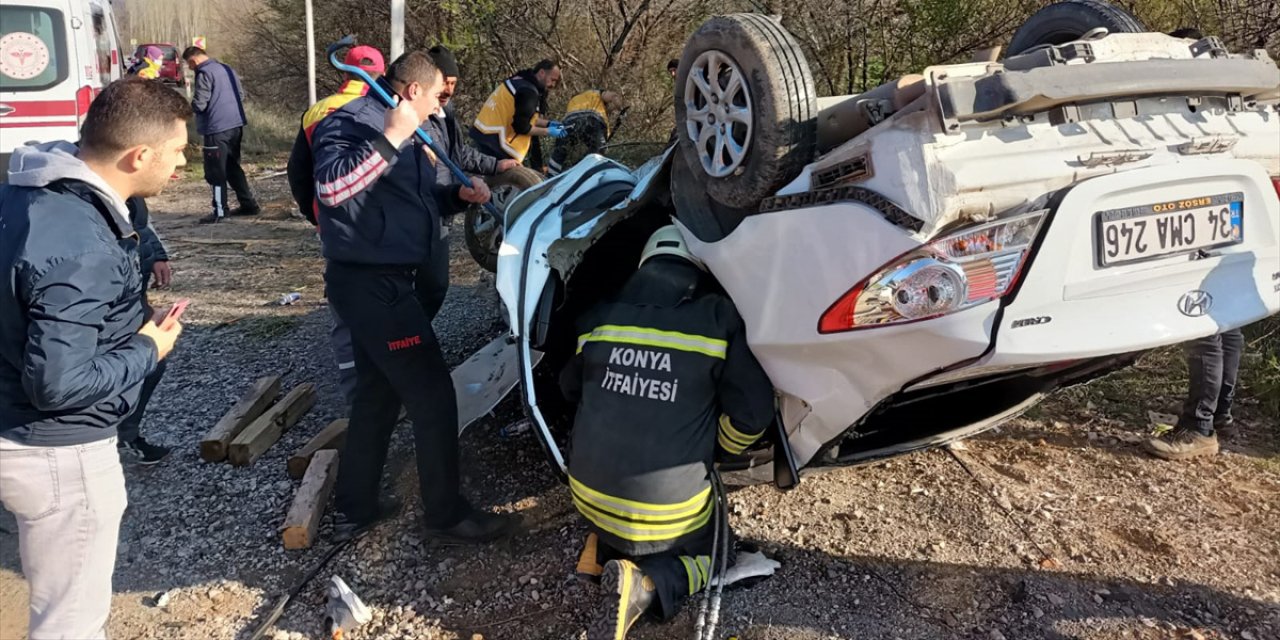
[
  {"xmin": 718, "ymin": 431, "xmax": 747, "ymax": 455},
  {"xmin": 718, "ymin": 415, "xmax": 760, "ymax": 448},
  {"xmin": 574, "ymin": 495, "xmax": 714, "ymax": 542},
  {"xmin": 576, "ymin": 325, "xmax": 727, "ymax": 358},
  {"xmin": 572, "ymin": 494, "xmax": 710, "ymax": 533},
  {"xmin": 570, "ymin": 476, "xmax": 711, "ymax": 520},
  {"xmin": 617, "ymin": 561, "xmax": 633, "ymax": 639},
  {"xmin": 681, "ymin": 556, "xmax": 696, "ymax": 594}
]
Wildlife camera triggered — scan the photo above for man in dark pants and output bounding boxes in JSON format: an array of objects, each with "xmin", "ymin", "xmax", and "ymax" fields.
[
  {"xmin": 559, "ymin": 227, "xmax": 776, "ymax": 639},
  {"xmin": 184, "ymin": 46, "xmax": 259, "ymax": 224},
  {"xmin": 117, "ymin": 196, "xmax": 174, "ymax": 464},
  {"xmin": 311, "ymin": 51, "xmax": 519, "ymax": 543},
  {"xmin": 418, "ymin": 45, "xmax": 520, "ymax": 320},
  {"xmin": 1144, "ymin": 329, "xmax": 1244, "ymax": 460}
]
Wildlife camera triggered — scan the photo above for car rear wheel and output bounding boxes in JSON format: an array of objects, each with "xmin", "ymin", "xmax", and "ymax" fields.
[
  {"xmin": 675, "ymin": 13, "xmax": 817, "ymax": 211},
  {"xmin": 465, "ymin": 166, "xmax": 543, "ymax": 272},
  {"xmin": 1007, "ymin": 0, "xmax": 1148, "ymax": 56}
]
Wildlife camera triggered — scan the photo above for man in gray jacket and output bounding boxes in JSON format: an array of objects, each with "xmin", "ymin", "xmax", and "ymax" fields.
[{"xmin": 183, "ymin": 46, "xmax": 259, "ymax": 224}]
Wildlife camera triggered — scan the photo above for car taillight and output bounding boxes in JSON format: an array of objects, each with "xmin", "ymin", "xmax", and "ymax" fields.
[
  {"xmin": 1272, "ymin": 177, "xmax": 1280, "ymax": 204},
  {"xmin": 75, "ymin": 85, "xmax": 94, "ymax": 122},
  {"xmin": 818, "ymin": 210, "xmax": 1047, "ymax": 333}
]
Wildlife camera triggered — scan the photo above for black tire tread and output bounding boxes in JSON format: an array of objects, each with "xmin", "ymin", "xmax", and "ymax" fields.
[
  {"xmin": 1008, "ymin": 0, "xmax": 1148, "ymax": 55},
  {"xmin": 675, "ymin": 13, "xmax": 817, "ymax": 211}
]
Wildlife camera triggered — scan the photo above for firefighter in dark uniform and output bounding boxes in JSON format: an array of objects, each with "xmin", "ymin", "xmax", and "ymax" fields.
[
  {"xmin": 311, "ymin": 51, "xmax": 520, "ymax": 544},
  {"xmin": 560, "ymin": 226, "xmax": 776, "ymax": 640}
]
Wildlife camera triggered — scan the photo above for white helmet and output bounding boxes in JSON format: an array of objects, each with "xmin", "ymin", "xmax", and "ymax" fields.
[{"xmin": 639, "ymin": 225, "xmax": 705, "ymax": 270}]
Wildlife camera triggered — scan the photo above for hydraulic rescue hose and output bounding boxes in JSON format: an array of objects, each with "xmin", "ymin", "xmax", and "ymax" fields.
[
  {"xmin": 693, "ymin": 468, "xmax": 730, "ymax": 640},
  {"xmin": 325, "ymin": 36, "xmax": 501, "ymax": 220}
]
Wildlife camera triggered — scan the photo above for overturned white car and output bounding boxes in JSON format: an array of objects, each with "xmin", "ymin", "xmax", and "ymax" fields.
[{"xmin": 496, "ymin": 4, "xmax": 1280, "ymax": 486}]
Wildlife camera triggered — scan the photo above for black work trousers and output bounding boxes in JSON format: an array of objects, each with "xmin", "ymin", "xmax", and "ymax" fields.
[
  {"xmin": 202, "ymin": 127, "xmax": 257, "ymax": 217},
  {"xmin": 119, "ymin": 282, "xmax": 166, "ymax": 443},
  {"xmin": 325, "ymin": 261, "xmax": 465, "ymax": 528},
  {"xmin": 1177, "ymin": 328, "xmax": 1244, "ymax": 436}
]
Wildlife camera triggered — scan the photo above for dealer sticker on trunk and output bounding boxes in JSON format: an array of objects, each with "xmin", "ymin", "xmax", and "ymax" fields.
[{"xmin": 1095, "ymin": 192, "xmax": 1243, "ymax": 267}]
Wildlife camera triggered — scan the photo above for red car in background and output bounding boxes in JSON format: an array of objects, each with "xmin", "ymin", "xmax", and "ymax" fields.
[{"xmin": 130, "ymin": 43, "xmax": 185, "ymax": 87}]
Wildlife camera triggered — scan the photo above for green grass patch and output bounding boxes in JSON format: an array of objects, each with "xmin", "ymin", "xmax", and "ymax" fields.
[{"xmin": 242, "ymin": 100, "xmax": 299, "ymax": 157}]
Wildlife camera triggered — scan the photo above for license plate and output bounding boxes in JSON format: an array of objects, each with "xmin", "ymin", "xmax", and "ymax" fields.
[{"xmin": 1095, "ymin": 192, "xmax": 1243, "ymax": 267}]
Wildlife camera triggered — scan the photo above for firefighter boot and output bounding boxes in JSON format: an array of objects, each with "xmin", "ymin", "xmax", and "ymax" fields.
[{"xmin": 588, "ymin": 559, "xmax": 655, "ymax": 640}]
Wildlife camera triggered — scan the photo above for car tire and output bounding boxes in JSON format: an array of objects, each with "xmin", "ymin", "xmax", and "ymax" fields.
[
  {"xmin": 464, "ymin": 166, "xmax": 543, "ymax": 272},
  {"xmin": 675, "ymin": 13, "xmax": 817, "ymax": 211},
  {"xmin": 670, "ymin": 148, "xmax": 754, "ymax": 243},
  {"xmin": 1007, "ymin": 0, "xmax": 1148, "ymax": 56}
]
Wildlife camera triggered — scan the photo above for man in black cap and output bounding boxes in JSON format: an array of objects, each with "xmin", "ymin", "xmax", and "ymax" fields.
[{"xmin": 418, "ymin": 45, "xmax": 521, "ymax": 319}]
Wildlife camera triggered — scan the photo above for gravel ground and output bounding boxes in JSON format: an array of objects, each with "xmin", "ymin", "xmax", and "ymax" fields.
[{"xmin": 1, "ymin": 172, "xmax": 1277, "ymax": 640}]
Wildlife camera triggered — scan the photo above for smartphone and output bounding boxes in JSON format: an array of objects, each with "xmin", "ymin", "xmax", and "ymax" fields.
[{"xmin": 161, "ymin": 299, "xmax": 190, "ymax": 330}]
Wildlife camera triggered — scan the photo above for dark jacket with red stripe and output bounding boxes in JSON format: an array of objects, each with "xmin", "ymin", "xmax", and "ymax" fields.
[{"xmin": 311, "ymin": 93, "xmax": 466, "ymax": 265}]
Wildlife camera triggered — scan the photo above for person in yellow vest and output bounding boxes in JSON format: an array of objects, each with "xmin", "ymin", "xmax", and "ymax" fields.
[
  {"xmin": 469, "ymin": 59, "xmax": 565, "ymax": 171},
  {"xmin": 284, "ymin": 45, "xmax": 385, "ymax": 405},
  {"xmin": 129, "ymin": 46, "xmax": 163, "ymax": 79},
  {"xmin": 548, "ymin": 89, "xmax": 622, "ymax": 174}
]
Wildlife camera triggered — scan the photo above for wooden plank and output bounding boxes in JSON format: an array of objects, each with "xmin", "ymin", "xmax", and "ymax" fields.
[
  {"xmin": 286, "ymin": 419, "xmax": 348, "ymax": 479},
  {"xmin": 200, "ymin": 376, "xmax": 282, "ymax": 462},
  {"xmin": 281, "ymin": 450, "xmax": 339, "ymax": 550},
  {"xmin": 228, "ymin": 384, "xmax": 317, "ymax": 467}
]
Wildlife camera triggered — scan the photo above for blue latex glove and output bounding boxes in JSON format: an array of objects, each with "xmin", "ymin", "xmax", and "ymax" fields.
[{"xmin": 547, "ymin": 121, "xmax": 569, "ymax": 139}]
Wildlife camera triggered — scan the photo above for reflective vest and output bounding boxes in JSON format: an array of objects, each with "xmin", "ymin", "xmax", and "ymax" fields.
[
  {"xmin": 472, "ymin": 77, "xmax": 540, "ymax": 162},
  {"xmin": 563, "ymin": 259, "xmax": 776, "ymax": 556},
  {"xmin": 136, "ymin": 58, "xmax": 161, "ymax": 80},
  {"xmin": 566, "ymin": 90, "xmax": 610, "ymax": 135},
  {"xmin": 302, "ymin": 80, "xmax": 370, "ymax": 143}
]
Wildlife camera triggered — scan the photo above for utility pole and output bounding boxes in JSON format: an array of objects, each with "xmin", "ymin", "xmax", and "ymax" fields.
[
  {"xmin": 390, "ymin": 0, "xmax": 405, "ymax": 60},
  {"xmin": 305, "ymin": 0, "xmax": 316, "ymax": 104}
]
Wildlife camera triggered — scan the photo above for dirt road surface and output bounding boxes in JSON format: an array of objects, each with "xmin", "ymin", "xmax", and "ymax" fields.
[{"xmin": 1, "ymin": 171, "xmax": 1276, "ymax": 640}]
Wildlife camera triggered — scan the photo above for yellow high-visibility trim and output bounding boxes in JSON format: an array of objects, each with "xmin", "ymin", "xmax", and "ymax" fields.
[
  {"xmin": 569, "ymin": 476, "xmax": 710, "ymax": 520},
  {"xmin": 576, "ymin": 325, "xmax": 727, "ymax": 359},
  {"xmin": 718, "ymin": 415, "xmax": 760, "ymax": 447},
  {"xmin": 576, "ymin": 495, "xmax": 714, "ymax": 542},
  {"xmin": 718, "ymin": 431, "xmax": 748, "ymax": 455},
  {"xmin": 681, "ymin": 556, "xmax": 697, "ymax": 594},
  {"xmin": 616, "ymin": 560, "xmax": 634, "ymax": 640}
]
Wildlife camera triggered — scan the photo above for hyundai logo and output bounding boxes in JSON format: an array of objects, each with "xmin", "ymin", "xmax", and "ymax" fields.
[{"xmin": 1177, "ymin": 290, "xmax": 1213, "ymax": 317}]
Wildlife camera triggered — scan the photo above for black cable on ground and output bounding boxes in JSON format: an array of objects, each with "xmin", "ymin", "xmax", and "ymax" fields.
[
  {"xmin": 692, "ymin": 466, "xmax": 722, "ymax": 640},
  {"xmin": 247, "ymin": 538, "xmax": 353, "ymax": 640},
  {"xmin": 702, "ymin": 468, "xmax": 730, "ymax": 640}
]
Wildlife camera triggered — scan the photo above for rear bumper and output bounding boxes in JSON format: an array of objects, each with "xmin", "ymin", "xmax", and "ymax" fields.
[{"xmin": 995, "ymin": 159, "xmax": 1279, "ymax": 366}]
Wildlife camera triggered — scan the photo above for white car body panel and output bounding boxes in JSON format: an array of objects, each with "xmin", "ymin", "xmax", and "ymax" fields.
[
  {"xmin": 498, "ymin": 31, "xmax": 1280, "ymax": 478},
  {"xmin": 496, "ymin": 153, "xmax": 666, "ymax": 474}
]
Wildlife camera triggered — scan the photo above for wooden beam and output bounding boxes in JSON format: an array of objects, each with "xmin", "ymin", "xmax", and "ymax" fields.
[
  {"xmin": 200, "ymin": 376, "xmax": 281, "ymax": 462},
  {"xmin": 228, "ymin": 384, "xmax": 317, "ymax": 467},
  {"xmin": 286, "ymin": 419, "xmax": 348, "ymax": 479},
  {"xmin": 281, "ymin": 449, "xmax": 339, "ymax": 550}
]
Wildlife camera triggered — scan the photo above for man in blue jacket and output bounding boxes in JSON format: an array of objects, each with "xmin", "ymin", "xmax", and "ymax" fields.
[
  {"xmin": 183, "ymin": 46, "xmax": 259, "ymax": 224},
  {"xmin": 312, "ymin": 51, "xmax": 519, "ymax": 543},
  {"xmin": 0, "ymin": 77, "xmax": 187, "ymax": 640}
]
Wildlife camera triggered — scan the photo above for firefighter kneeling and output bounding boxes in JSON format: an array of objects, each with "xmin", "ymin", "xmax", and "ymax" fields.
[{"xmin": 560, "ymin": 226, "xmax": 778, "ymax": 640}]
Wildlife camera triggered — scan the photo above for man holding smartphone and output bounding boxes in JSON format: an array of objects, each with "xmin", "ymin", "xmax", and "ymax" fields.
[{"xmin": 0, "ymin": 78, "xmax": 187, "ymax": 639}]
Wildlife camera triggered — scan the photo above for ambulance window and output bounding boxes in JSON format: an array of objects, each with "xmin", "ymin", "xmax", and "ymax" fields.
[
  {"xmin": 91, "ymin": 9, "xmax": 111, "ymax": 85},
  {"xmin": 0, "ymin": 6, "xmax": 68, "ymax": 91}
]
